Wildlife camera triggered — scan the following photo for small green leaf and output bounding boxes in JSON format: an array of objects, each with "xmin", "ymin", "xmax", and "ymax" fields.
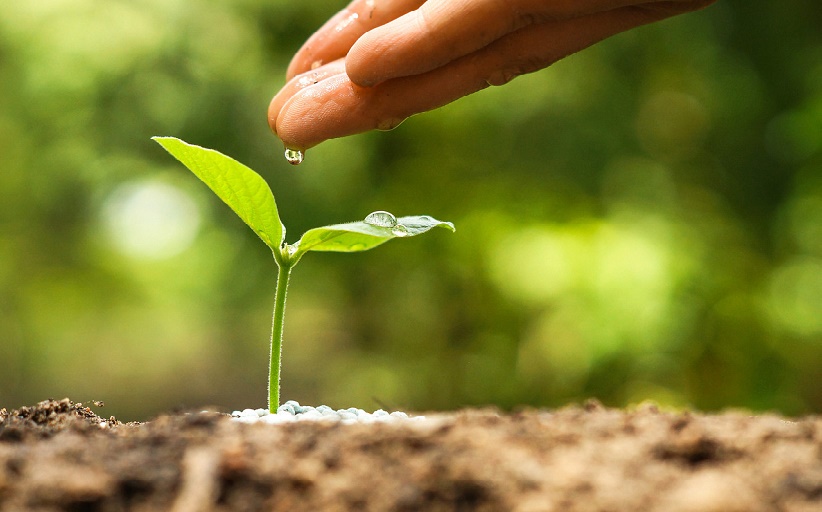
[
  {"xmin": 152, "ymin": 136, "xmax": 284, "ymax": 250},
  {"xmin": 293, "ymin": 213, "xmax": 454, "ymax": 260},
  {"xmin": 396, "ymin": 215, "xmax": 456, "ymax": 236}
]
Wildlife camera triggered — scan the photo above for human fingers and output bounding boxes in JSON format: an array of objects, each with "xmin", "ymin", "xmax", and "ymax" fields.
[
  {"xmin": 274, "ymin": 5, "xmax": 693, "ymax": 150},
  {"xmin": 286, "ymin": 0, "xmax": 424, "ymax": 80},
  {"xmin": 345, "ymin": 0, "xmax": 716, "ymax": 87},
  {"xmin": 269, "ymin": 60, "xmax": 347, "ymax": 137}
]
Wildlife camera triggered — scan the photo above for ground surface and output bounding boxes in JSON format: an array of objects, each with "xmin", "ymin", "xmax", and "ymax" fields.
[{"xmin": 0, "ymin": 399, "xmax": 820, "ymax": 511}]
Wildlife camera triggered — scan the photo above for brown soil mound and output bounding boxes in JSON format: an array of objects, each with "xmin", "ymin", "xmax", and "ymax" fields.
[{"xmin": 1, "ymin": 398, "xmax": 820, "ymax": 511}]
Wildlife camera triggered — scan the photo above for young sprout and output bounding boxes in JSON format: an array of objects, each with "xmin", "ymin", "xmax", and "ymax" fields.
[{"xmin": 152, "ymin": 137, "xmax": 455, "ymax": 412}]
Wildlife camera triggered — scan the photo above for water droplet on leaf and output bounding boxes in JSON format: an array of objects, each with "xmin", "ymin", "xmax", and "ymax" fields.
[
  {"xmin": 391, "ymin": 225, "xmax": 409, "ymax": 237},
  {"xmin": 284, "ymin": 148, "xmax": 303, "ymax": 165},
  {"xmin": 364, "ymin": 210, "xmax": 397, "ymax": 228}
]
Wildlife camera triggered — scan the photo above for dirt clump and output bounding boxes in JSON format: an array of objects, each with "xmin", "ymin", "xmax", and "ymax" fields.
[{"xmin": 0, "ymin": 398, "xmax": 820, "ymax": 511}]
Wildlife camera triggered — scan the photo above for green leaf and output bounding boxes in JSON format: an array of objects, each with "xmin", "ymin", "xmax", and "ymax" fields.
[
  {"xmin": 395, "ymin": 215, "xmax": 456, "ymax": 236},
  {"xmin": 152, "ymin": 137, "xmax": 284, "ymax": 250},
  {"xmin": 293, "ymin": 213, "xmax": 455, "ymax": 260}
]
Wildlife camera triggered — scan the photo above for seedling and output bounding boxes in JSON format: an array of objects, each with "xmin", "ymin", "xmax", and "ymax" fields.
[{"xmin": 152, "ymin": 137, "xmax": 455, "ymax": 412}]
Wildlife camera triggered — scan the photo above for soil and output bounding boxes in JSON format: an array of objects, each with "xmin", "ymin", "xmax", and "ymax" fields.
[{"xmin": 0, "ymin": 399, "xmax": 820, "ymax": 512}]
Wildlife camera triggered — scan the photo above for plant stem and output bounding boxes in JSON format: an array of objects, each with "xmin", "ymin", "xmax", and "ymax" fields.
[{"xmin": 269, "ymin": 260, "xmax": 292, "ymax": 412}]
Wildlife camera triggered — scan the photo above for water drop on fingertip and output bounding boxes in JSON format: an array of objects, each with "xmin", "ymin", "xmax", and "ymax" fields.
[
  {"xmin": 284, "ymin": 148, "xmax": 303, "ymax": 166},
  {"xmin": 364, "ymin": 210, "xmax": 397, "ymax": 228}
]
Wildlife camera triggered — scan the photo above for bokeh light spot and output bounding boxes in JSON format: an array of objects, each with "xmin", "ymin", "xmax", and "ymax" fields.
[
  {"xmin": 102, "ymin": 180, "xmax": 201, "ymax": 260},
  {"xmin": 768, "ymin": 257, "xmax": 822, "ymax": 337}
]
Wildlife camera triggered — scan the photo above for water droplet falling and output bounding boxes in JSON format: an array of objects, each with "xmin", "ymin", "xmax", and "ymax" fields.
[
  {"xmin": 284, "ymin": 148, "xmax": 303, "ymax": 165},
  {"xmin": 364, "ymin": 211, "xmax": 397, "ymax": 228}
]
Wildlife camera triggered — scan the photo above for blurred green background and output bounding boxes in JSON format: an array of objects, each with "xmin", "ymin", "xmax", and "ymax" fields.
[{"xmin": 1, "ymin": 1, "xmax": 820, "ymax": 421}]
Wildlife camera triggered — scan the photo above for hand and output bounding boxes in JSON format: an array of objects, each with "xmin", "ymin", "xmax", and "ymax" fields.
[{"xmin": 269, "ymin": 0, "xmax": 715, "ymax": 151}]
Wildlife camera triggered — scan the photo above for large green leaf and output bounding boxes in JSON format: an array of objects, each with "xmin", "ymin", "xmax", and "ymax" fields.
[
  {"xmin": 293, "ymin": 213, "xmax": 455, "ymax": 261},
  {"xmin": 152, "ymin": 137, "xmax": 284, "ymax": 250}
]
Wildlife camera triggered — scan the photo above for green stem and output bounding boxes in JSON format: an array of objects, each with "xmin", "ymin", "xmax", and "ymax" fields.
[{"xmin": 269, "ymin": 260, "xmax": 292, "ymax": 412}]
